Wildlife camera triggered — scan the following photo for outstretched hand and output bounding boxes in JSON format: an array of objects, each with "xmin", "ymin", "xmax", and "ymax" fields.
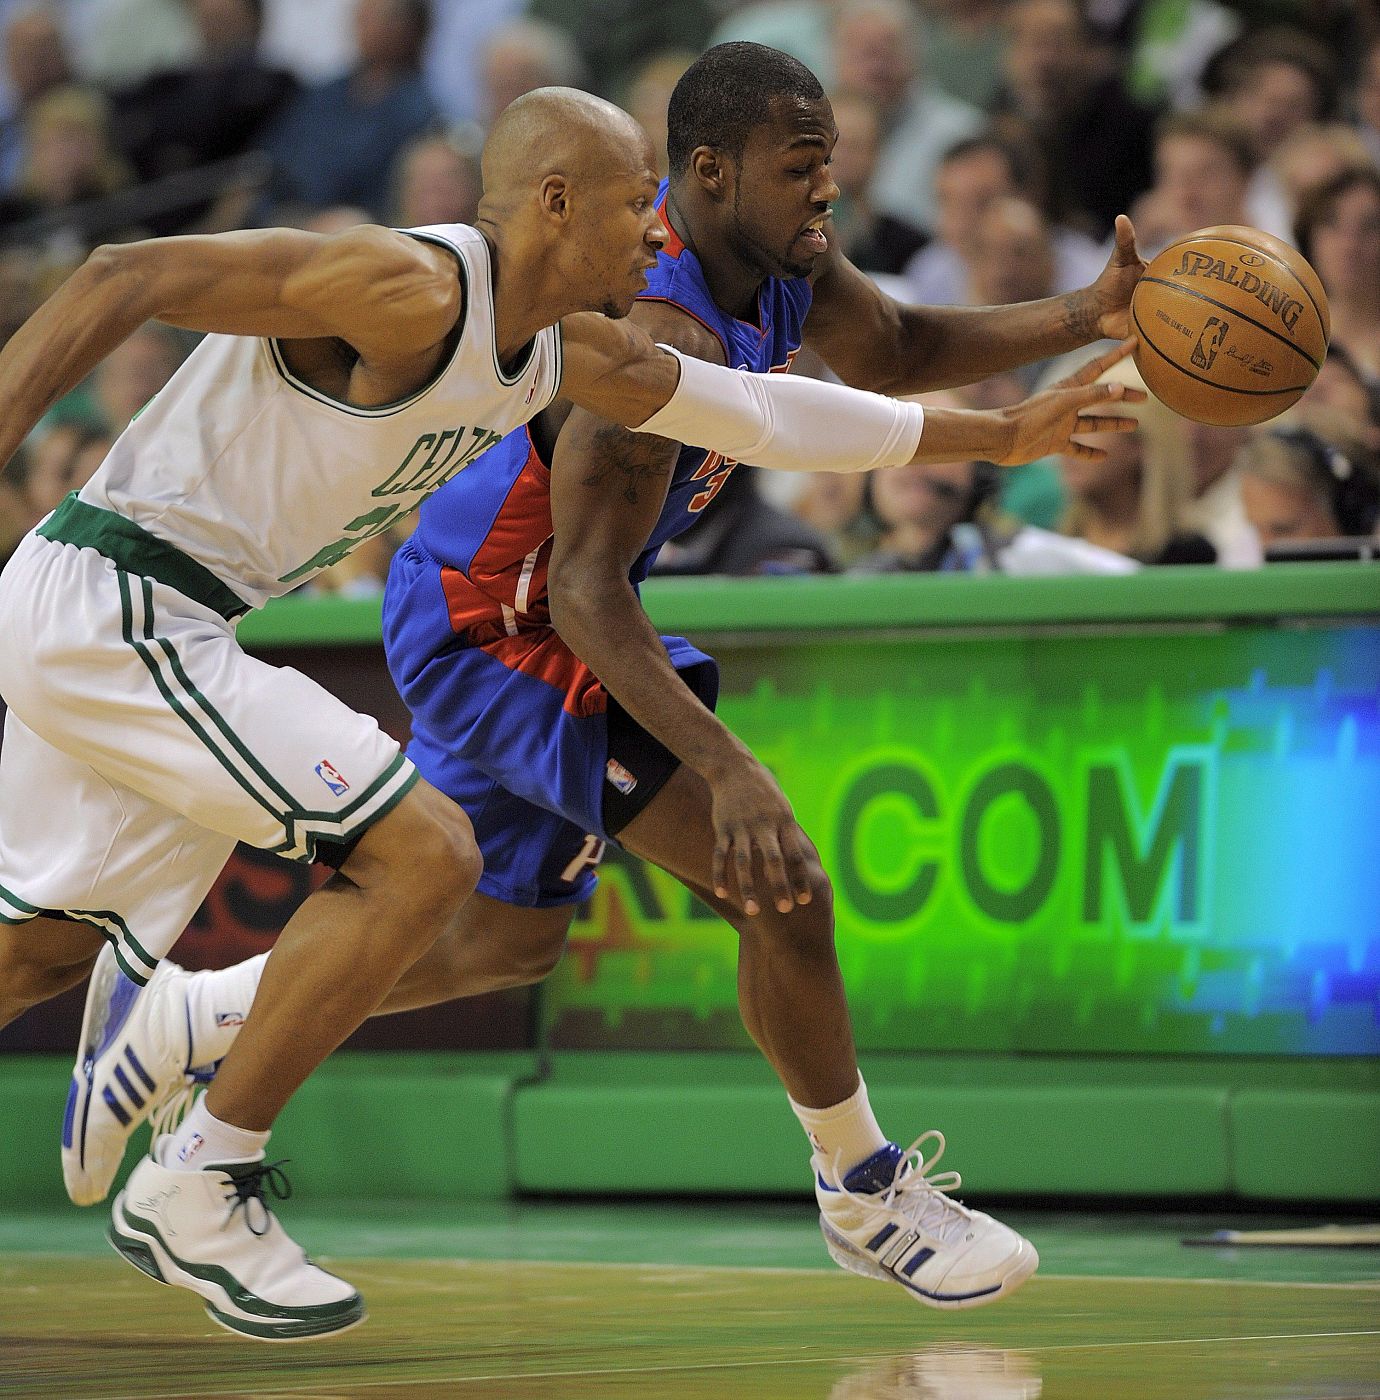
[
  {"xmin": 708, "ymin": 758, "xmax": 816, "ymax": 919},
  {"xmin": 992, "ymin": 339, "xmax": 1146, "ymax": 466},
  {"xmin": 1088, "ymin": 215, "xmax": 1147, "ymax": 340}
]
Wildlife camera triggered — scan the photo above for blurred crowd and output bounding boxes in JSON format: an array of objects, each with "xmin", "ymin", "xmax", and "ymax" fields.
[{"xmin": 1, "ymin": 0, "xmax": 1379, "ymax": 585}]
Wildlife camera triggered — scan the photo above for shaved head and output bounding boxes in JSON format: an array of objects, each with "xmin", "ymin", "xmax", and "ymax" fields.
[
  {"xmin": 481, "ymin": 87, "xmax": 654, "ymax": 208},
  {"xmin": 474, "ymin": 86, "xmax": 665, "ymax": 323}
]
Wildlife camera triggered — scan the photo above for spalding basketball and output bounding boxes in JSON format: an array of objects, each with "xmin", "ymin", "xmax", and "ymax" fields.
[{"xmin": 1130, "ymin": 225, "xmax": 1330, "ymax": 427}]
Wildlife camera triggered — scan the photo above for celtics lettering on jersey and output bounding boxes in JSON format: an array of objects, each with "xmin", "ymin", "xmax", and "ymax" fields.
[{"xmin": 278, "ymin": 425, "xmax": 503, "ymax": 584}]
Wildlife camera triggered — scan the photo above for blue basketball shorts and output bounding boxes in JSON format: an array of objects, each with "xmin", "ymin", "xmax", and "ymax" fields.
[{"xmin": 382, "ymin": 538, "xmax": 718, "ymax": 907}]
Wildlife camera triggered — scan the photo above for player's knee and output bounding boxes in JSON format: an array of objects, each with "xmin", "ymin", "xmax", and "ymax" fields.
[
  {"xmin": 746, "ymin": 865, "xmax": 835, "ymax": 951},
  {"xmin": 0, "ymin": 930, "xmax": 98, "ymax": 1021},
  {"xmin": 504, "ymin": 926, "xmax": 568, "ymax": 987},
  {"xmin": 385, "ymin": 788, "xmax": 483, "ymax": 914}
]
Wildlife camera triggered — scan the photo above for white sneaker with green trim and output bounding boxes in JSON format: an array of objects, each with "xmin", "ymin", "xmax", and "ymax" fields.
[
  {"xmin": 109, "ymin": 1148, "xmax": 365, "ymax": 1340},
  {"xmin": 814, "ymin": 1133, "xmax": 1038, "ymax": 1310}
]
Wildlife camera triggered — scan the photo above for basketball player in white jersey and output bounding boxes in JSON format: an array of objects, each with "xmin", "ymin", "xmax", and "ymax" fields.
[{"xmin": 0, "ymin": 87, "xmax": 1139, "ymax": 1339}]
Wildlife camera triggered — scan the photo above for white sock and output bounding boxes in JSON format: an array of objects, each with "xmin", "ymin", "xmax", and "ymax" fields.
[
  {"xmin": 184, "ymin": 954, "xmax": 267, "ymax": 1068},
  {"xmin": 789, "ymin": 1075, "xmax": 889, "ymax": 1178},
  {"xmin": 159, "ymin": 1094, "xmax": 270, "ymax": 1171}
]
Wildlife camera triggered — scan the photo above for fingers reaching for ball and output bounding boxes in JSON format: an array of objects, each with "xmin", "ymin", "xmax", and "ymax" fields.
[
  {"xmin": 1066, "ymin": 409, "xmax": 1140, "ymax": 461},
  {"xmin": 1059, "ymin": 338, "xmax": 1144, "ymax": 393}
]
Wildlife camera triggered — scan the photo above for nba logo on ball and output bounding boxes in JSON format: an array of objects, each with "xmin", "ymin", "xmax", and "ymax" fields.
[
  {"xmin": 1131, "ymin": 224, "xmax": 1330, "ymax": 426},
  {"xmin": 315, "ymin": 759, "xmax": 351, "ymax": 796}
]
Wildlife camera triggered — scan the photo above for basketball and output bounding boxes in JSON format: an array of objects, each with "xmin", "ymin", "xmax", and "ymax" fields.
[{"xmin": 1130, "ymin": 225, "xmax": 1330, "ymax": 427}]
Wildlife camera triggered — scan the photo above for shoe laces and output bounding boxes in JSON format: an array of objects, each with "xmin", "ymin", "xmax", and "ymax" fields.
[
  {"xmin": 147, "ymin": 1078, "xmax": 197, "ymax": 1142},
  {"xmin": 222, "ymin": 1158, "xmax": 293, "ymax": 1238},
  {"xmin": 833, "ymin": 1131, "xmax": 973, "ymax": 1247}
]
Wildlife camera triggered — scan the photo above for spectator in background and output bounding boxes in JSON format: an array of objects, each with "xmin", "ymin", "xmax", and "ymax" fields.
[
  {"xmin": 1084, "ymin": 0, "xmax": 1240, "ymax": 111},
  {"xmin": 0, "ymin": 245, "xmax": 38, "ymax": 349},
  {"xmin": 259, "ymin": 0, "xmax": 434, "ymax": 219},
  {"xmin": 12, "ymin": 420, "xmax": 112, "ymax": 525},
  {"xmin": 851, "ymin": 455, "xmax": 1000, "ymax": 572},
  {"xmin": 914, "ymin": 0, "xmax": 1008, "ymax": 111},
  {"xmin": 1269, "ymin": 123, "xmax": 1375, "ymax": 236},
  {"xmin": 1181, "ymin": 417, "xmax": 1256, "ymax": 567},
  {"xmin": 90, "ymin": 321, "xmax": 186, "ymax": 431},
  {"xmin": 111, "ymin": 0, "xmax": 298, "ymax": 190},
  {"xmin": 1288, "ymin": 344, "xmax": 1380, "ymax": 451},
  {"xmin": 791, "ymin": 470, "xmax": 878, "ymax": 568},
  {"xmin": 480, "ymin": 18, "xmax": 588, "ymax": 128},
  {"xmin": 0, "ymin": 5, "xmax": 74, "ymax": 191},
  {"xmin": 419, "ymin": 0, "xmax": 523, "ymax": 129},
  {"xmin": 708, "ymin": 0, "xmax": 839, "ymax": 87},
  {"xmin": 67, "ymin": 0, "xmax": 200, "ymax": 91},
  {"xmin": 389, "ymin": 131, "xmax": 479, "ymax": 228},
  {"xmin": 824, "ymin": 88, "xmax": 925, "ymax": 275},
  {"xmin": 832, "ymin": 0, "xmax": 982, "ymax": 235},
  {"xmin": 899, "ymin": 133, "xmax": 1102, "ymax": 306},
  {"xmin": 624, "ymin": 50, "xmax": 696, "ymax": 180},
  {"xmin": 1058, "ymin": 359, "xmax": 1217, "ymax": 565},
  {"xmin": 652, "ymin": 466, "xmax": 835, "ymax": 577},
  {"xmin": 1237, "ymin": 422, "xmax": 1380, "ymax": 549},
  {"xmin": 1356, "ymin": 34, "xmax": 1380, "ymax": 170},
  {"xmin": 1213, "ymin": 26, "xmax": 1338, "ymax": 240},
  {"xmin": 0, "ymin": 84, "xmax": 137, "ymax": 260},
  {"xmin": 528, "ymin": 0, "xmax": 714, "ymax": 105},
  {"xmin": 961, "ymin": 197, "xmax": 1066, "ymax": 390},
  {"xmin": 1295, "ymin": 168, "xmax": 1380, "ymax": 387},
  {"xmin": 1131, "ymin": 108, "xmax": 1254, "ymax": 257},
  {"xmin": 992, "ymin": 0, "xmax": 1157, "ymax": 238}
]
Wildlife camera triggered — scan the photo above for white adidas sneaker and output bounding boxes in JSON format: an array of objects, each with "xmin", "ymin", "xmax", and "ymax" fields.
[
  {"xmin": 814, "ymin": 1133, "xmax": 1037, "ymax": 1309},
  {"xmin": 109, "ymin": 1147, "xmax": 365, "ymax": 1340},
  {"xmin": 63, "ymin": 945, "xmax": 204, "ymax": 1206}
]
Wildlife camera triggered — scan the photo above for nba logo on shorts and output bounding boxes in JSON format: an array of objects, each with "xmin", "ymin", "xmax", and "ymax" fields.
[
  {"xmin": 605, "ymin": 758, "xmax": 638, "ymax": 795},
  {"xmin": 315, "ymin": 759, "xmax": 350, "ymax": 796}
]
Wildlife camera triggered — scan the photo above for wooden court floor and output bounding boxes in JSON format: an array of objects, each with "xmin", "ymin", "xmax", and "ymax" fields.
[{"xmin": 2, "ymin": 1202, "xmax": 1377, "ymax": 1399}]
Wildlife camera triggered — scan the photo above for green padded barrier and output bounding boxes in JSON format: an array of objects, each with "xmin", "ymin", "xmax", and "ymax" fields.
[
  {"xmin": 0, "ymin": 1052, "xmax": 538, "ymax": 1209},
  {"xmin": 237, "ymin": 563, "xmax": 1378, "ymax": 649},
  {"xmin": 0, "ymin": 1055, "xmax": 71, "ymax": 1210},
  {"xmin": 1229, "ymin": 1089, "xmax": 1380, "ymax": 1201},
  {"xmin": 512, "ymin": 1054, "xmax": 1379, "ymax": 1201}
]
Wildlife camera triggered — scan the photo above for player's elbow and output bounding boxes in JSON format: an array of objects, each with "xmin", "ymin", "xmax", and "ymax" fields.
[{"xmin": 546, "ymin": 559, "xmax": 620, "ymax": 638}]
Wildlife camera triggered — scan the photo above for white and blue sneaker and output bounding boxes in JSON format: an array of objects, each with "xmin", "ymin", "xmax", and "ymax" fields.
[
  {"xmin": 110, "ymin": 1146, "xmax": 365, "ymax": 1341},
  {"xmin": 814, "ymin": 1132, "xmax": 1038, "ymax": 1310},
  {"xmin": 63, "ymin": 945, "xmax": 210, "ymax": 1206}
]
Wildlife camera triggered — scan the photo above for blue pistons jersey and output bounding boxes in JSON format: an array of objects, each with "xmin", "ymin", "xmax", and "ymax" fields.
[{"xmin": 382, "ymin": 184, "xmax": 814, "ymax": 905}]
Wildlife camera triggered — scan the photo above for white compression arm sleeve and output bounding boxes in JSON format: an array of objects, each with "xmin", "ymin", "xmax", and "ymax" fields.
[{"xmin": 634, "ymin": 346, "xmax": 924, "ymax": 473}]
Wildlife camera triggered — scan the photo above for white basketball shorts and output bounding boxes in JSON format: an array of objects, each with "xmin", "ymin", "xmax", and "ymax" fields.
[{"xmin": 0, "ymin": 522, "xmax": 417, "ymax": 983}]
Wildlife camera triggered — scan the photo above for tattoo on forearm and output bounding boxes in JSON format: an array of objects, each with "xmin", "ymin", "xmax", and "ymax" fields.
[
  {"xmin": 1059, "ymin": 291, "xmax": 1101, "ymax": 343},
  {"xmin": 582, "ymin": 425, "xmax": 673, "ymax": 505}
]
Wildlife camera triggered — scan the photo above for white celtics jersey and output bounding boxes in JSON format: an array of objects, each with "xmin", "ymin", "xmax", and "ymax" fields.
[{"xmin": 78, "ymin": 224, "xmax": 563, "ymax": 611}]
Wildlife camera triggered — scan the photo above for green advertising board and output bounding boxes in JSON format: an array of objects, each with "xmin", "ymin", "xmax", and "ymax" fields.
[{"xmin": 547, "ymin": 577, "xmax": 1379, "ymax": 1058}]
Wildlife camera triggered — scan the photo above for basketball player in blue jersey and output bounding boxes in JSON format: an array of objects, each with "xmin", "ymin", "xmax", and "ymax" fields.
[{"xmin": 63, "ymin": 50, "xmax": 1149, "ymax": 1318}]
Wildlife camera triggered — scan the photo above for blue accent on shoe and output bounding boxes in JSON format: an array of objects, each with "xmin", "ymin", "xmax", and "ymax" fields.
[
  {"xmin": 90, "ymin": 971, "xmax": 141, "ymax": 1063},
  {"xmin": 842, "ymin": 1143, "xmax": 904, "ymax": 1196},
  {"xmin": 62, "ymin": 1080, "xmax": 78, "ymax": 1149},
  {"xmin": 124, "ymin": 1046, "xmax": 157, "ymax": 1093},
  {"xmin": 102, "ymin": 1087, "xmax": 132, "ymax": 1127},
  {"xmin": 112, "ymin": 1064, "xmax": 145, "ymax": 1110},
  {"xmin": 900, "ymin": 1246, "xmax": 936, "ymax": 1278},
  {"xmin": 865, "ymin": 1223, "xmax": 899, "ymax": 1253},
  {"xmin": 817, "ymin": 1172, "xmax": 838, "ymax": 1193}
]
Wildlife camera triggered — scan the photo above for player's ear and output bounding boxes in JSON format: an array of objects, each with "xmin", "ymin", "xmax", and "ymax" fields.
[
  {"xmin": 689, "ymin": 146, "xmax": 728, "ymax": 198},
  {"xmin": 538, "ymin": 174, "xmax": 572, "ymax": 223}
]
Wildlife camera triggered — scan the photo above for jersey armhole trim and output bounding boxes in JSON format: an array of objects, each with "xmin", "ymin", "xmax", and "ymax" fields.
[
  {"xmin": 634, "ymin": 296, "xmax": 730, "ymax": 365},
  {"xmin": 262, "ymin": 235, "xmax": 470, "ymax": 419}
]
